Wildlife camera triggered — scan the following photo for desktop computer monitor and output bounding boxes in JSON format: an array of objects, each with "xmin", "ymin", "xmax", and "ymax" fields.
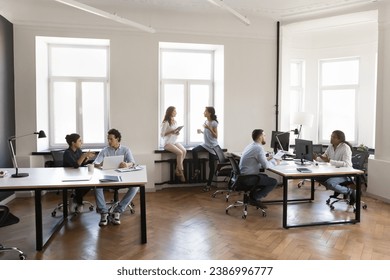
[
  {"xmin": 271, "ymin": 131, "xmax": 290, "ymax": 154},
  {"xmin": 295, "ymin": 138, "xmax": 313, "ymax": 165}
]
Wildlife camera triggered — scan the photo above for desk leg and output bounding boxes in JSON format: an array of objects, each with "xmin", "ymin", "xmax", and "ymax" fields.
[
  {"xmin": 311, "ymin": 179, "xmax": 315, "ymax": 200},
  {"xmin": 355, "ymin": 175, "xmax": 361, "ymax": 222},
  {"xmin": 62, "ymin": 188, "xmax": 68, "ymax": 218},
  {"xmin": 140, "ymin": 186, "xmax": 147, "ymax": 244},
  {"xmin": 34, "ymin": 189, "xmax": 43, "ymax": 251},
  {"xmin": 282, "ymin": 177, "xmax": 288, "ymax": 228}
]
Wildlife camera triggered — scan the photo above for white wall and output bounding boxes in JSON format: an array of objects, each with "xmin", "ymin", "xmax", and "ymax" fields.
[
  {"xmin": 367, "ymin": 3, "xmax": 390, "ymax": 201},
  {"xmin": 12, "ymin": 18, "xmax": 277, "ymax": 190},
  {"xmin": 280, "ymin": 11, "xmax": 378, "ymax": 147}
]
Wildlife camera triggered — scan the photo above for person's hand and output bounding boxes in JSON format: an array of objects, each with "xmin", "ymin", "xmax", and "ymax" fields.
[
  {"xmin": 320, "ymin": 155, "xmax": 330, "ymax": 162},
  {"xmin": 119, "ymin": 162, "xmax": 128, "ymax": 168},
  {"xmin": 197, "ymin": 129, "xmax": 203, "ymax": 134}
]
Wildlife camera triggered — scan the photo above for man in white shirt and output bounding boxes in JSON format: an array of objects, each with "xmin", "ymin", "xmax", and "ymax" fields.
[{"xmin": 239, "ymin": 129, "xmax": 279, "ymax": 208}]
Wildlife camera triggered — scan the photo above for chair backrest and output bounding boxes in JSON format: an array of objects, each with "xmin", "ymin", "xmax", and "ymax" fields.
[
  {"xmin": 312, "ymin": 144, "xmax": 323, "ymax": 155},
  {"xmin": 51, "ymin": 150, "xmax": 65, "ymax": 167},
  {"xmin": 227, "ymin": 157, "xmax": 260, "ymax": 192},
  {"xmin": 213, "ymin": 145, "xmax": 228, "ymax": 163},
  {"xmin": 351, "ymin": 148, "xmax": 369, "ymax": 170}
]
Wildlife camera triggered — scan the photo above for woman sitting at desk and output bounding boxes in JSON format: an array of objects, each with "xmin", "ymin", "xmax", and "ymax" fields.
[
  {"xmin": 160, "ymin": 106, "xmax": 186, "ymax": 182},
  {"xmin": 63, "ymin": 133, "xmax": 95, "ymax": 213},
  {"xmin": 314, "ymin": 130, "xmax": 355, "ymax": 203}
]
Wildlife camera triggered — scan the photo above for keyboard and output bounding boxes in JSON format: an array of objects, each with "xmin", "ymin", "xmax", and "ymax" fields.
[{"xmin": 296, "ymin": 167, "xmax": 312, "ymax": 173}]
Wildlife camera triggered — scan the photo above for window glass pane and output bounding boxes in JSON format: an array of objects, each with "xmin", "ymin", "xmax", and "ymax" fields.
[
  {"xmin": 82, "ymin": 82, "xmax": 106, "ymax": 143},
  {"xmin": 321, "ymin": 89, "xmax": 356, "ymax": 142},
  {"xmin": 189, "ymin": 84, "xmax": 210, "ymax": 143},
  {"xmin": 162, "ymin": 84, "xmax": 185, "ymax": 143},
  {"xmin": 50, "ymin": 46, "xmax": 107, "ymax": 77},
  {"xmin": 290, "ymin": 62, "xmax": 301, "ymax": 87},
  {"xmin": 321, "ymin": 59, "xmax": 359, "ymax": 86},
  {"xmin": 289, "ymin": 89, "xmax": 301, "ymax": 113},
  {"xmin": 52, "ymin": 82, "xmax": 76, "ymax": 144},
  {"xmin": 161, "ymin": 51, "xmax": 212, "ymax": 80}
]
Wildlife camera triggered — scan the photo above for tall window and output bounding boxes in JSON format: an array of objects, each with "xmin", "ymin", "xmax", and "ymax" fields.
[
  {"xmin": 47, "ymin": 42, "xmax": 109, "ymax": 147},
  {"xmin": 319, "ymin": 58, "xmax": 359, "ymax": 143},
  {"xmin": 290, "ymin": 60, "xmax": 305, "ymax": 113},
  {"xmin": 159, "ymin": 45, "xmax": 216, "ymax": 147}
]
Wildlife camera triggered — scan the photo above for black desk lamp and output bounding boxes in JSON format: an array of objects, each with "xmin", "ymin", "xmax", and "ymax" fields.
[{"xmin": 8, "ymin": 130, "xmax": 46, "ymax": 178}]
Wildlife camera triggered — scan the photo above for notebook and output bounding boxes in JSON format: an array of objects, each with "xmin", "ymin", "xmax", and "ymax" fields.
[
  {"xmin": 101, "ymin": 155, "xmax": 124, "ymax": 170},
  {"xmin": 62, "ymin": 176, "xmax": 92, "ymax": 182}
]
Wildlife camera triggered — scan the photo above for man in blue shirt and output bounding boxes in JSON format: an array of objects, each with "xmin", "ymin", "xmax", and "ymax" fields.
[
  {"xmin": 94, "ymin": 128, "xmax": 138, "ymax": 226},
  {"xmin": 239, "ymin": 129, "xmax": 278, "ymax": 208}
]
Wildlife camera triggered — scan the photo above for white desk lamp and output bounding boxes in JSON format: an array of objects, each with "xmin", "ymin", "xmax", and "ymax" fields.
[
  {"xmin": 8, "ymin": 130, "xmax": 46, "ymax": 178},
  {"xmin": 291, "ymin": 112, "xmax": 314, "ymax": 139}
]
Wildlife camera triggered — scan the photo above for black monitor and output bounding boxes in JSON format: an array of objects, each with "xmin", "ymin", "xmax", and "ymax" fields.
[
  {"xmin": 270, "ymin": 131, "xmax": 290, "ymax": 154},
  {"xmin": 294, "ymin": 138, "xmax": 313, "ymax": 165}
]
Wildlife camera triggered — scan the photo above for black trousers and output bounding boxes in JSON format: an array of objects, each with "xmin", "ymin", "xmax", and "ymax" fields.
[
  {"xmin": 192, "ymin": 145, "xmax": 217, "ymax": 186},
  {"xmin": 73, "ymin": 188, "xmax": 90, "ymax": 204}
]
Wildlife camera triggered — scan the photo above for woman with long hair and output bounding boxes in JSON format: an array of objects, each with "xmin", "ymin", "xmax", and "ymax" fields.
[
  {"xmin": 192, "ymin": 106, "xmax": 219, "ymax": 191},
  {"xmin": 160, "ymin": 106, "xmax": 187, "ymax": 182}
]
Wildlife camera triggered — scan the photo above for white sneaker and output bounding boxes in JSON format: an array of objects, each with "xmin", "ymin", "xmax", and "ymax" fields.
[
  {"xmin": 75, "ymin": 204, "xmax": 84, "ymax": 213},
  {"xmin": 99, "ymin": 213, "xmax": 109, "ymax": 226},
  {"xmin": 111, "ymin": 212, "xmax": 121, "ymax": 225}
]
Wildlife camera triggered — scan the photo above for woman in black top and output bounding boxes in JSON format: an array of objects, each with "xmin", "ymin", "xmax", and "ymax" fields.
[{"xmin": 63, "ymin": 133, "xmax": 95, "ymax": 212}]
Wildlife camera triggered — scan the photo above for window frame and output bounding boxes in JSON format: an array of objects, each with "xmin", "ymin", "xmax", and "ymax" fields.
[
  {"xmin": 47, "ymin": 43, "xmax": 110, "ymax": 148},
  {"xmin": 318, "ymin": 57, "xmax": 359, "ymax": 144},
  {"xmin": 159, "ymin": 47, "xmax": 215, "ymax": 147}
]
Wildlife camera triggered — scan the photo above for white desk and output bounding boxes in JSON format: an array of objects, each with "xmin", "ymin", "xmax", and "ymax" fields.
[
  {"xmin": 267, "ymin": 161, "xmax": 364, "ymax": 228},
  {"xmin": 0, "ymin": 166, "xmax": 148, "ymax": 251}
]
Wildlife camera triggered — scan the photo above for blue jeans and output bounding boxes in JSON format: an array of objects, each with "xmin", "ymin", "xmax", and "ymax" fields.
[
  {"xmin": 251, "ymin": 174, "xmax": 277, "ymax": 200},
  {"xmin": 318, "ymin": 176, "xmax": 350, "ymax": 194},
  {"xmin": 95, "ymin": 187, "xmax": 139, "ymax": 214}
]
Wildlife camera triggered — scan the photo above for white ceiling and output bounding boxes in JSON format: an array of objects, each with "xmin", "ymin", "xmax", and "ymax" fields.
[{"xmin": 0, "ymin": 0, "xmax": 384, "ymax": 31}]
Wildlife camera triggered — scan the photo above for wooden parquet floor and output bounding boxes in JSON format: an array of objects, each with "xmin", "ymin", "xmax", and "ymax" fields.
[{"xmin": 1, "ymin": 182, "xmax": 390, "ymax": 260}]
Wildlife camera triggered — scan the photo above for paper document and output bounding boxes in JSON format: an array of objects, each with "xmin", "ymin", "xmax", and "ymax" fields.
[
  {"xmin": 273, "ymin": 150, "xmax": 287, "ymax": 160},
  {"xmin": 115, "ymin": 165, "xmax": 143, "ymax": 173}
]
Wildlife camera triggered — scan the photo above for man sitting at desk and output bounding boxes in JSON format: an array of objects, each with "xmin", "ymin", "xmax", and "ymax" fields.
[
  {"xmin": 314, "ymin": 130, "xmax": 355, "ymax": 203},
  {"xmin": 94, "ymin": 128, "xmax": 138, "ymax": 226},
  {"xmin": 239, "ymin": 129, "xmax": 279, "ymax": 209}
]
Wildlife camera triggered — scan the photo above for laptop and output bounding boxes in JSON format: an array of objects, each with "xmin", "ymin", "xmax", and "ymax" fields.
[{"xmin": 101, "ymin": 155, "xmax": 124, "ymax": 170}]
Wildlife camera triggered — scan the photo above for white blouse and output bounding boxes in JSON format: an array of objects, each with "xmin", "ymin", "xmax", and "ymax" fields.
[{"xmin": 160, "ymin": 121, "xmax": 178, "ymax": 146}]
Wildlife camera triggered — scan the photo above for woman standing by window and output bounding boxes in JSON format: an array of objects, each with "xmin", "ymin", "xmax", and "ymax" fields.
[
  {"xmin": 192, "ymin": 106, "xmax": 219, "ymax": 191},
  {"xmin": 161, "ymin": 106, "xmax": 187, "ymax": 182}
]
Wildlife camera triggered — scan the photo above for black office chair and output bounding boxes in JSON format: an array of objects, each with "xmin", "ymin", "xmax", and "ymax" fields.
[
  {"xmin": 211, "ymin": 145, "xmax": 233, "ymax": 201},
  {"xmin": 225, "ymin": 157, "xmax": 266, "ymax": 219},
  {"xmin": 0, "ymin": 205, "xmax": 26, "ymax": 260},
  {"xmin": 326, "ymin": 147, "xmax": 369, "ymax": 211},
  {"xmin": 48, "ymin": 150, "xmax": 95, "ymax": 217}
]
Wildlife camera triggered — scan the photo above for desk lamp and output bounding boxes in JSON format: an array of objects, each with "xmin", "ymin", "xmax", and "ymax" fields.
[
  {"xmin": 291, "ymin": 112, "xmax": 314, "ymax": 139},
  {"xmin": 8, "ymin": 130, "xmax": 46, "ymax": 178}
]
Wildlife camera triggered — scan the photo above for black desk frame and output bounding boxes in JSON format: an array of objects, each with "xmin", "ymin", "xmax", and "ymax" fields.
[
  {"xmin": 264, "ymin": 173, "xmax": 361, "ymax": 229},
  {"xmin": 3, "ymin": 185, "xmax": 146, "ymax": 251}
]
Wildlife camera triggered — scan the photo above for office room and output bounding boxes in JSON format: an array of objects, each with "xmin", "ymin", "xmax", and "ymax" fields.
[{"xmin": 1, "ymin": 0, "xmax": 390, "ymax": 271}]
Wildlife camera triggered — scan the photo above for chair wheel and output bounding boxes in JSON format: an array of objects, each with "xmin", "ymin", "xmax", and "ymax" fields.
[
  {"xmin": 330, "ymin": 205, "xmax": 335, "ymax": 210},
  {"xmin": 242, "ymin": 215, "xmax": 247, "ymax": 219},
  {"xmin": 225, "ymin": 209, "xmax": 229, "ymax": 214},
  {"xmin": 51, "ymin": 211, "xmax": 56, "ymax": 217},
  {"xmin": 130, "ymin": 209, "xmax": 135, "ymax": 214},
  {"xmin": 19, "ymin": 254, "xmax": 27, "ymax": 260},
  {"xmin": 326, "ymin": 199, "xmax": 330, "ymax": 204},
  {"xmin": 211, "ymin": 194, "xmax": 216, "ymax": 198},
  {"xmin": 89, "ymin": 206, "xmax": 94, "ymax": 211},
  {"xmin": 262, "ymin": 212, "xmax": 267, "ymax": 217},
  {"xmin": 363, "ymin": 205, "xmax": 368, "ymax": 209}
]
